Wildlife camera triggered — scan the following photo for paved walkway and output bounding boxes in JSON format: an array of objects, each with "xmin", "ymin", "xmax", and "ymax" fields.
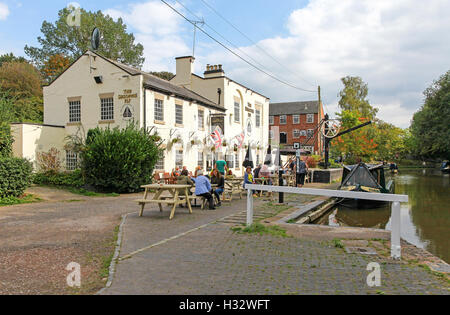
[{"xmin": 103, "ymin": 195, "xmax": 449, "ymax": 295}]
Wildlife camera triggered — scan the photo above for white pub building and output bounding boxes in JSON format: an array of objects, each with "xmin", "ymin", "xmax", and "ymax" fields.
[{"xmin": 11, "ymin": 51, "xmax": 270, "ymax": 175}]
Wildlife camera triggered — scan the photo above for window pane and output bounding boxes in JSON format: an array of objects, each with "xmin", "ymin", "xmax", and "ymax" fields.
[
  {"xmin": 307, "ymin": 114, "xmax": 314, "ymax": 123},
  {"xmin": 280, "ymin": 115, "xmax": 287, "ymax": 124},
  {"xmin": 198, "ymin": 152, "xmax": 204, "ymax": 168},
  {"xmin": 234, "ymin": 101, "xmax": 240, "ymax": 123},
  {"xmin": 176, "ymin": 105, "xmax": 183, "ymax": 125},
  {"xmin": 176, "ymin": 150, "xmax": 183, "ymax": 168},
  {"xmin": 69, "ymin": 100, "xmax": 81, "ymax": 123},
  {"xmin": 155, "ymin": 157, "xmax": 164, "ymax": 170},
  {"xmin": 101, "ymin": 98, "xmax": 114, "ymax": 121},
  {"xmin": 226, "ymin": 154, "xmax": 234, "ymax": 169},
  {"xmin": 155, "ymin": 99, "xmax": 164, "ymax": 121},
  {"xmin": 269, "ymin": 116, "xmax": 274, "ymax": 125},
  {"xmin": 198, "ymin": 110, "xmax": 204, "ymax": 130},
  {"xmin": 256, "ymin": 110, "xmax": 261, "ymax": 128},
  {"xmin": 66, "ymin": 151, "xmax": 78, "ymax": 171},
  {"xmin": 293, "ymin": 115, "xmax": 300, "ymax": 124}
]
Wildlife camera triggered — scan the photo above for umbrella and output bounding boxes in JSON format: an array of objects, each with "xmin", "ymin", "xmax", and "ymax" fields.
[
  {"xmin": 264, "ymin": 145, "xmax": 272, "ymax": 166},
  {"xmin": 243, "ymin": 145, "xmax": 254, "ymax": 169}
]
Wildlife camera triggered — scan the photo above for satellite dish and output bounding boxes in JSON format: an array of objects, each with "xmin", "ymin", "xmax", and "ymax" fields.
[{"xmin": 91, "ymin": 28, "xmax": 101, "ymax": 51}]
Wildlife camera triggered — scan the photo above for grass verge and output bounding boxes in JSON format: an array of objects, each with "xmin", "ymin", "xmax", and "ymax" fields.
[
  {"xmin": 0, "ymin": 194, "xmax": 42, "ymax": 207},
  {"xmin": 232, "ymin": 223, "xmax": 290, "ymax": 238}
]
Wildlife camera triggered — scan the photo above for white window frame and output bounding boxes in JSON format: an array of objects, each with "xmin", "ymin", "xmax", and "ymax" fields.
[
  {"xmin": 155, "ymin": 99, "xmax": 164, "ymax": 122},
  {"xmin": 307, "ymin": 129, "xmax": 314, "ymax": 138},
  {"xmin": 255, "ymin": 109, "xmax": 261, "ymax": 128},
  {"xmin": 269, "ymin": 116, "xmax": 274, "ymax": 125},
  {"xmin": 69, "ymin": 100, "xmax": 81, "ymax": 123},
  {"xmin": 198, "ymin": 110, "xmax": 204, "ymax": 130},
  {"xmin": 175, "ymin": 104, "xmax": 183, "ymax": 125},
  {"xmin": 226, "ymin": 154, "xmax": 235, "ymax": 169},
  {"xmin": 269, "ymin": 130, "xmax": 274, "ymax": 140},
  {"xmin": 155, "ymin": 157, "xmax": 165, "ymax": 171},
  {"xmin": 293, "ymin": 129, "xmax": 301, "ymax": 138},
  {"xmin": 234, "ymin": 101, "xmax": 240, "ymax": 123},
  {"xmin": 198, "ymin": 152, "xmax": 204, "ymax": 168},
  {"xmin": 66, "ymin": 151, "xmax": 78, "ymax": 171},
  {"xmin": 293, "ymin": 115, "xmax": 300, "ymax": 125},
  {"xmin": 100, "ymin": 97, "xmax": 114, "ymax": 121},
  {"xmin": 235, "ymin": 153, "xmax": 240, "ymax": 169},
  {"xmin": 301, "ymin": 130, "xmax": 307, "ymax": 137},
  {"xmin": 175, "ymin": 150, "xmax": 184, "ymax": 168},
  {"xmin": 307, "ymin": 114, "xmax": 314, "ymax": 124},
  {"xmin": 280, "ymin": 115, "xmax": 287, "ymax": 125}
]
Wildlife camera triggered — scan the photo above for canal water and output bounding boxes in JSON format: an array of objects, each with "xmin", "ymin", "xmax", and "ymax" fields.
[{"xmin": 315, "ymin": 169, "xmax": 450, "ymax": 263}]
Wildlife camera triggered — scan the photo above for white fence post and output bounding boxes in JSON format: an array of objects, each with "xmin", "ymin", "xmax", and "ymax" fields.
[
  {"xmin": 391, "ymin": 201, "xmax": 401, "ymax": 259},
  {"xmin": 247, "ymin": 187, "xmax": 254, "ymax": 226}
]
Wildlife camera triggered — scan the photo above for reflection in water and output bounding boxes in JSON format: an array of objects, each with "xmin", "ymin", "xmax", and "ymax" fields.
[{"xmin": 316, "ymin": 169, "xmax": 450, "ymax": 263}]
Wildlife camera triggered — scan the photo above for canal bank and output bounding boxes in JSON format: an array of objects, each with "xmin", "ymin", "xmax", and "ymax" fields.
[{"xmin": 289, "ymin": 169, "xmax": 449, "ymax": 264}]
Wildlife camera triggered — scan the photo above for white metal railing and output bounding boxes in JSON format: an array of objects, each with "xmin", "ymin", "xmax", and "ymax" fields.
[{"xmin": 245, "ymin": 184, "xmax": 409, "ymax": 260}]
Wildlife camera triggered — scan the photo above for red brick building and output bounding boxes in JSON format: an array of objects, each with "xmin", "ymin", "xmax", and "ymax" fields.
[{"xmin": 269, "ymin": 101, "xmax": 325, "ymax": 155}]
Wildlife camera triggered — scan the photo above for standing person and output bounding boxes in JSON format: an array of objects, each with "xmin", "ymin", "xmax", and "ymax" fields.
[
  {"xmin": 294, "ymin": 158, "xmax": 308, "ymax": 188},
  {"xmin": 215, "ymin": 159, "xmax": 227, "ymax": 176},
  {"xmin": 193, "ymin": 170, "xmax": 215, "ymax": 210},
  {"xmin": 211, "ymin": 169, "xmax": 224, "ymax": 207}
]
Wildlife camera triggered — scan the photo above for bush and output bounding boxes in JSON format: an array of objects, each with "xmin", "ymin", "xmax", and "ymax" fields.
[
  {"xmin": 33, "ymin": 169, "xmax": 84, "ymax": 188},
  {"xmin": 81, "ymin": 124, "xmax": 162, "ymax": 193},
  {"xmin": 0, "ymin": 157, "xmax": 33, "ymax": 198}
]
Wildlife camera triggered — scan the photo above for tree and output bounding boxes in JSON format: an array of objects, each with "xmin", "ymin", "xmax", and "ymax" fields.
[
  {"xmin": 42, "ymin": 54, "xmax": 71, "ymax": 83},
  {"xmin": 0, "ymin": 94, "xmax": 14, "ymax": 157},
  {"xmin": 0, "ymin": 62, "xmax": 42, "ymax": 98},
  {"xmin": 338, "ymin": 76, "xmax": 378, "ymax": 120},
  {"xmin": 0, "ymin": 53, "xmax": 27, "ymax": 67},
  {"xmin": 0, "ymin": 63, "xmax": 44, "ymax": 123},
  {"xmin": 410, "ymin": 70, "xmax": 450, "ymax": 160},
  {"xmin": 150, "ymin": 71, "xmax": 175, "ymax": 81},
  {"xmin": 25, "ymin": 7, "xmax": 145, "ymax": 70},
  {"xmin": 331, "ymin": 110, "xmax": 378, "ymax": 163}
]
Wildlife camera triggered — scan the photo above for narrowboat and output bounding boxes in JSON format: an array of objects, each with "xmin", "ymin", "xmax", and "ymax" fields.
[
  {"xmin": 338, "ymin": 163, "xmax": 395, "ymax": 209},
  {"xmin": 441, "ymin": 161, "xmax": 450, "ymax": 174}
]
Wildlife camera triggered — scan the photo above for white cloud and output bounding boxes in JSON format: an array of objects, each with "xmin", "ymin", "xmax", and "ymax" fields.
[
  {"xmin": 0, "ymin": 2, "xmax": 10, "ymax": 20},
  {"xmin": 197, "ymin": 0, "xmax": 450, "ymax": 128},
  {"xmin": 105, "ymin": 1, "xmax": 191, "ymax": 71},
  {"xmin": 105, "ymin": 0, "xmax": 450, "ymax": 128}
]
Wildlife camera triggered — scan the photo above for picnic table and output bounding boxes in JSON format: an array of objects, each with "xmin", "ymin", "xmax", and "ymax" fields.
[
  {"xmin": 136, "ymin": 184, "xmax": 194, "ymax": 220},
  {"xmin": 223, "ymin": 178, "xmax": 245, "ymax": 202}
]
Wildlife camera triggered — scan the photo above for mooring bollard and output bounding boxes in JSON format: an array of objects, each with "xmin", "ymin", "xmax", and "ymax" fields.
[{"xmin": 391, "ymin": 201, "xmax": 401, "ymax": 259}]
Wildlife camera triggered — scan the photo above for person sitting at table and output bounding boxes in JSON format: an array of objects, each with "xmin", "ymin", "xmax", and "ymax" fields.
[
  {"xmin": 260, "ymin": 164, "xmax": 272, "ymax": 185},
  {"xmin": 177, "ymin": 170, "xmax": 194, "ymax": 195},
  {"xmin": 193, "ymin": 170, "xmax": 215, "ymax": 210},
  {"xmin": 244, "ymin": 166, "xmax": 257, "ymax": 197},
  {"xmin": 253, "ymin": 164, "xmax": 262, "ymax": 179},
  {"xmin": 211, "ymin": 169, "xmax": 224, "ymax": 207}
]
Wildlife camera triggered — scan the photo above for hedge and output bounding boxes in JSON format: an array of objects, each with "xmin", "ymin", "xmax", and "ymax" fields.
[
  {"xmin": 0, "ymin": 157, "xmax": 33, "ymax": 198},
  {"xmin": 33, "ymin": 169, "xmax": 84, "ymax": 188},
  {"xmin": 81, "ymin": 124, "xmax": 162, "ymax": 193}
]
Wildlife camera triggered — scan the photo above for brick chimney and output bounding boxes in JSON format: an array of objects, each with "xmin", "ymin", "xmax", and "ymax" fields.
[{"xmin": 204, "ymin": 64, "xmax": 225, "ymax": 78}]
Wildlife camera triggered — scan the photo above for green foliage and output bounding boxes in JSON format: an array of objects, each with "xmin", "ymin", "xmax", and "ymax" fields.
[
  {"xmin": 231, "ymin": 223, "xmax": 289, "ymax": 238},
  {"xmin": 0, "ymin": 94, "xmax": 14, "ymax": 157},
  {"xmin": 25, "ymin": 7, "xmax": 145, "ymax": 70},
  {"xmin": 33, "ymin": 169, "xmax": 84, "ymax": 188},
  {"xmin": 332, "ymin": 239, "xmax": 344, "ymax": 249},
  {"xmin": 81, "ymin": 124, "xmax": 162, "ymax": 193},
  {"xmin": 150, "ymin": 71, "xmax": 175, "ymax": 81},
  {"xmin": 0, "ymin": 157, "xmax": 33, "ymax": 198},
  {"xmin": 0, "ymin": 194, "xmax": 42, "ymax": 207},
  {"xmin": 338, "ymin": 76, "xmax": 378, "ymax": 120},
  {"xmin": 410, "ymin": 70, "xmax": 450, "ymax": 160},
  {"xmin": 0, "ymin": 53, "xmax": 27, "ymax": 67}
]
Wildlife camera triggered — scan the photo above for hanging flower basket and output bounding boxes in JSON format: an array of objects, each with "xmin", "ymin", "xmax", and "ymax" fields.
[
  {"xmin": 222, "ymin": 140, "xmax": 228, "ymax": 147},
  {"xmin": 211, "ymin": 146, "xmax": 216, "ymax": 152}
]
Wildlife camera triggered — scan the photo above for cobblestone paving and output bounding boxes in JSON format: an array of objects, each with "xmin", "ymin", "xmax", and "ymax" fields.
[{"xmin": 104, "ymin": 222, "xmax": 449, "ymax": 295}]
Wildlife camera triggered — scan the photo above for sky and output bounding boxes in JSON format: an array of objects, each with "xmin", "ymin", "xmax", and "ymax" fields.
[{"xmin": 0, "ymin": 0, "xmax": 449, "ymax": 128}]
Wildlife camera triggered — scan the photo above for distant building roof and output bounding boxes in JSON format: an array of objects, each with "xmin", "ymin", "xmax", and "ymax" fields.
[{"xmin": 270, "ymin": 101, "xmax": 320, "ymax": 115}]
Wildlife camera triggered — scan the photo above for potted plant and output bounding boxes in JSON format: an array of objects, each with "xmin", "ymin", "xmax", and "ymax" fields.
[
  {"xmin": 222, "ymin": 140, "xmax": 228, "ymax": 147},
  {"xmin": 233, "ymin": 144, "xmax": 238, "ymax": 152}
]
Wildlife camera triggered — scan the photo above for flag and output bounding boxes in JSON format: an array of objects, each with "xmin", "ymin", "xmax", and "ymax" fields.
[
  {"xmin": 235, "ymin": 132, "xmax": 245, "ymax": 149},
  {"xmin": 210, "ymin": 126, "xmax": 223, "ymax": 149}
]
